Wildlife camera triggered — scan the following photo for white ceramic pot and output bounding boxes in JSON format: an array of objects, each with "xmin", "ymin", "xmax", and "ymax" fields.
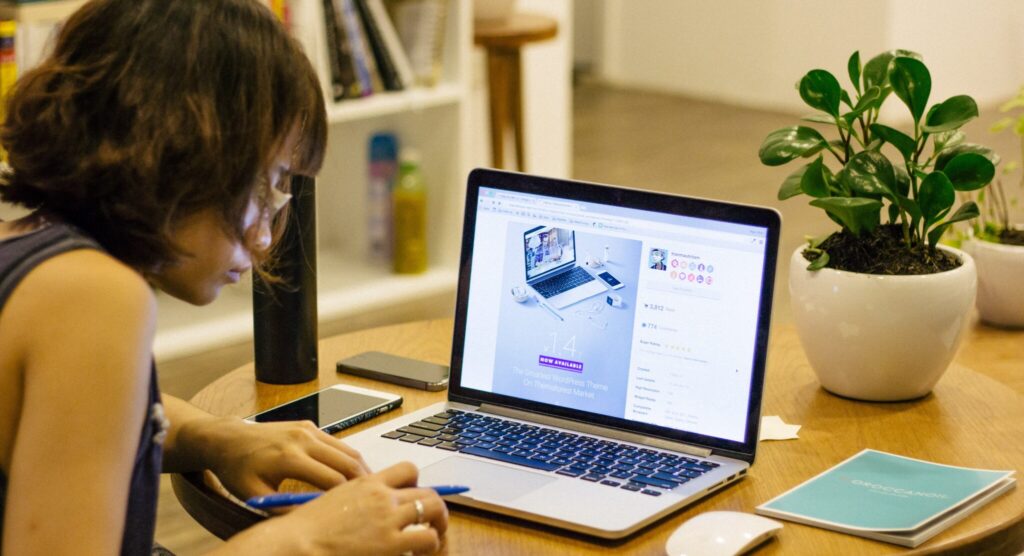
[
  {"xmin": 963, "ymin": 237, "xmax": 1024, "ymax": 328},
  {"xmin": 788, "ymin": 245, "xmax": 976, "ymax": 402},
  {"xmin": 474, "ymin": 0, "xmax": 516, "ymax": 21}
]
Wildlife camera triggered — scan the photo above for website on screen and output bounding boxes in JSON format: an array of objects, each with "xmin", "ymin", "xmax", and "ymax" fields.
[{"xmin": 460, "ymin": 187, "xmax": 768, "ymax": 443}]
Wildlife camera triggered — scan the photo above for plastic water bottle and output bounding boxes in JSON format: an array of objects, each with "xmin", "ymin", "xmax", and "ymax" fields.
[
  {"xmin": 368, "ymin": 132, "xmax": 398, "ymax": 261},
  {"xmin": 392, "ymin": 148, "xmax": 428, "ymax": 274}
]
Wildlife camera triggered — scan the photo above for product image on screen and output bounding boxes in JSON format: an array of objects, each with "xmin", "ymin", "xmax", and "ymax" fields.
[{"xmin": 249, "ymin": 386, "xmax": 399, "ymax": 430}]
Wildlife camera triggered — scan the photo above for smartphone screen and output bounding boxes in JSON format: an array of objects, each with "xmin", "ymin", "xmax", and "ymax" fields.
[
  {"xmin": 598, "ymin": 271, "xmax": 621, "ymax": 287},
  {"xmin": 251, "ymin": 387, "xmax": 397, "ymax": 427}
]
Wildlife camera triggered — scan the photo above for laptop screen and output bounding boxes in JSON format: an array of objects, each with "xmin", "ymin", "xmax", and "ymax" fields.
[
  {"xmin": 451, "ymin": 170, "xmax": 779, "ymax": 460},
  {"xmin": 524, "ymin": 226, "xmax": 576, "ymax": 281}
]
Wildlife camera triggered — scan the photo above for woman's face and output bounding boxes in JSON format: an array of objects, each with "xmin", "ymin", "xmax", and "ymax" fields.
[{"xmin": 149, "ymin": 145, "xmax": 293, "ymax": 306}]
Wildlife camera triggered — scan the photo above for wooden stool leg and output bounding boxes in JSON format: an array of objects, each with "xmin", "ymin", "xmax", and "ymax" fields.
[
  {"xmin": 485, "ymin": 48, "xmax": 509, "ymax": 169},
  {"xmin": 506, "ymin": 48, "xmax": 525, "ymax": 171}
]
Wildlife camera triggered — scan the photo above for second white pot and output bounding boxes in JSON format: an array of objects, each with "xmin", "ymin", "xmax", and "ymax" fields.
[
  {"xmin": 963, "ymin": 237, "xmax": 1024, "ymax": 328},
  {"xmin": 789, "ymin": 245, "xmax": 976, "ymax": 402}
]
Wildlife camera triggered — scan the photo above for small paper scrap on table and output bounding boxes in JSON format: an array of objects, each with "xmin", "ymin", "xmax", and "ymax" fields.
[{"xmin": 759, "ymin": 415, "xmax": 800, "ymax": 441}]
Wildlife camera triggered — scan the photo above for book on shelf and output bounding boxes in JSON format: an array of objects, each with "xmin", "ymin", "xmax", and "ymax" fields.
[
  {"xmin": 323, "ymin": 0, "xmax": 361, "ymax": 100},
  {"xmin": 755, "ymin": 449, "xmax": 1016, "ymax": 548},
  {"xmin": 364, "ymin": 0, "xmax": 414, "ymax": 91},
  {"xmin": 353, "ymin": 0, "xmax": 402, "ymax": 91},
  {"xmin": 387, "ymin": 0, "xmax": 446, "ymax": 87},
  {"xmin": 336, "ymin": 0, "xmax": 383, "ymax": 96}
]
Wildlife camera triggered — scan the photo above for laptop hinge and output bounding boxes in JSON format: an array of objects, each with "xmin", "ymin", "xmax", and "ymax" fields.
[{"xmin": 478, "ymin": 403, "xmax": 713, "ymax": 458}]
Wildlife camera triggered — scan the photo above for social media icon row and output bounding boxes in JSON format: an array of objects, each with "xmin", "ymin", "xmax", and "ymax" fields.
[
  {"xmin": 670, "ymin": 271, "xmax": 713, "ymax": 285},
  {"xmin": 669, "ymin": 260, "xmax": 713, "ymax": 273}
]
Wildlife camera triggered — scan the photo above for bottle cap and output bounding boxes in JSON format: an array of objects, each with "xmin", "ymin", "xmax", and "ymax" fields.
[
  {"xmin": 399, "ymin": 147, "xmax": 421, "ymax": 166},
  {"xmin": 369, "ymin": 132, "xmax": 398, "ymax": 162}
]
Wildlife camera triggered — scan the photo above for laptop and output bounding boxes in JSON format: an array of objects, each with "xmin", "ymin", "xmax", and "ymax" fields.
[
  {"xmin": 523, "ymin": 225, "xmax": 607, "ymax": 309},
  {"xmin": 342, "ymin": 169, "xmax": 781, "ymax": 539}
]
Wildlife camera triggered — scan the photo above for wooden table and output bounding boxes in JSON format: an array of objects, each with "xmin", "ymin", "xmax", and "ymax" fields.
[{"xmin": 173, "ymin": 319, "xmax": 1024, "ymax": 555}]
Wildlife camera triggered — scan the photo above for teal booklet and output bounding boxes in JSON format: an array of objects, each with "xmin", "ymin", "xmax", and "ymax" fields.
[{"xmin": 756, "ymin": 449, "xmax": 1016, "ymax": 547}]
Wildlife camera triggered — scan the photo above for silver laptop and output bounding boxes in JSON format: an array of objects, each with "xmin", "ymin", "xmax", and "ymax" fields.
[
  {"xmin": 343, "ymin": 169, "xmax": 781, "ymax": 539},
  {"xmin": 523, "ymin": 225, "xmax": 607, "ymax": 309}
]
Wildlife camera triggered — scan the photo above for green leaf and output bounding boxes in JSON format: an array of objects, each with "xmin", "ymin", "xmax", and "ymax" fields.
[
  {"xmin": 922, "ymin": 95, "xmax": 979, "ymax": 133},
  {"xmin": 863, "ymin": 51, "xmax": 895, "ymax": 91},
  {"xmin": 869, "ymin": 123, "xmax": 917, "ymax": 160},
  {"xmin": 862, "ymin": 50, "xmax": 922, "ymax": 90},
  {"xmin": 894, "ymin": 164, "xmax": 911, "ymax": 197},
  {"xmin": 840, "ymin": 89, "xmax": 853, "ymax": 109},
  {"xmin": 799, "ymin": 69, "xmax": 842, "ymax": 116},
  {"xmin": 889, "ymin": 57, "xmax": 931, "ymax": 123},
  {"xmin": 942, "ymin": 152, "xmax": 995, "ymax": 191},
  {"xmin": 895, "ymin": 193, "xmax": 923, "ymax": 234},
  {"xmin": 778, "ymin": 164, "xmax": 809, "ymax": 200},
  {"xmin": 896, "ymin": 194, "xmax": 923, "ymax": 220},
  {"xmin": 927, "ymin": 201, "xmax": 980, "ymax": 248},
  {"xmin": 935, "ymin": 143, "xmax": 1001, "ymax": 171},
  {"xmin": 848, "ymin": 51, "xmax": 861, "ymax": 92},
  {"xmin": 801, "ymin": 114, "xmax": 835, "ymax": 124},
  {"xmin": 933, "ymin": 130, "xmax": 965, "ymax": 152},
  {"xmin": 847, "ymin": 86, "xmax": 881, "ymax": 120},
  {"xmin": 839, "ymin": 150, "xmax": 896, "ymax": 198},
  {"xmin": 888, "ymin": 202, "xmax": 901, "ymax": 223},
  {"xmin": 807, "ymin": 250, "xmax": 830, "ymax": 271},
  {"xmin": 800, "ymin": 156, "xmax": 832, "ymax": 198},
  {"xmin": 990, "ymin": 117, "xmax": 1014, "ymax": 133},
  {"xmin": 809, "ymin": 197, "xmax": 883, "ymax": 236},
  {"xmin": 919, "ymin": 172, "xmax": 955, "ymax": 226},
  {"xmin": 1014, "ymin": 117, "xmax": 1024, "ymax": 136},
  {"xmin": 759, "ymin": 126, "xmax": 828, "ymax": 166}
]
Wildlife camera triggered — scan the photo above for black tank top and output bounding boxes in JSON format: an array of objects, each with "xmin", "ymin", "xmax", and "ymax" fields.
[{"xmin": 0, "ymin": 222, "xmax": 165, "ymax": 555}]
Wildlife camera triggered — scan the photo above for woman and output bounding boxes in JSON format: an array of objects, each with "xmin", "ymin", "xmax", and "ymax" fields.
[{"xmin": 0, "ymin": 1, "xmax": 447, "ymax": 554}]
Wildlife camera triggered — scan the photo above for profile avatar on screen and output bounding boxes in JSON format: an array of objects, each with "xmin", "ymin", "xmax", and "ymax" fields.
[
  {"xmin": 523, "ymin": 226, "xmax": 606, "ymax": 309},
  {"xmin": 649, "ymin": 248, "xmax": 668, "ymax": 270}
]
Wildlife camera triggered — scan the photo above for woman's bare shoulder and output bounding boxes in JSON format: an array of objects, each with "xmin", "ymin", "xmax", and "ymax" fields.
[{"xmin": 3, "ymin": 248, "xmax": 156, "ymax": 348}]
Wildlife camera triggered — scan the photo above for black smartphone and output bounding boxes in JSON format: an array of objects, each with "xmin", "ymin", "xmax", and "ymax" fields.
[
  {"xmin": 337, "ymin": 351, "xmax": 450, "ymax": 391},
  {"xmin": 245, "ymin": 384, "xmax": 403, "ymax": 434}
]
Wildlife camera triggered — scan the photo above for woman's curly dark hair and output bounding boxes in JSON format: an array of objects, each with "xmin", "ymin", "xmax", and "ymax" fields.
[{"xmin": 0, "ymin": 0, "xmax": 327, "ymax": 273}]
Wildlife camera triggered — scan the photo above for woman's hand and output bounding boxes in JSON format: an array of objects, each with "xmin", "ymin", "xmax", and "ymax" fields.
[
  {"xmin": 187, "ymin": 416, "xmax": 372, "ymax": 500},
  {"xmin": 209, "ymin": 461, "xmax": 449, "ymax": 556}
]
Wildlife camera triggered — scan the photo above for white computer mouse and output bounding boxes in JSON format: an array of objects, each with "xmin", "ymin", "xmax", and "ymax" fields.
[{"xmin": 665, "ymin": 511, "xmax": 783, "ymax": 556}]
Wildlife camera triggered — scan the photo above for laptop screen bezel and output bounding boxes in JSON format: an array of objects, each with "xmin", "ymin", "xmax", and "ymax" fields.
[{"xmin": 448, "ymin": 168, "xmax": 781, "ymax": 463}]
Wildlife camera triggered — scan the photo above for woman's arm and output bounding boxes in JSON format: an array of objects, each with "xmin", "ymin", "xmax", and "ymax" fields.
[
  {"xmin": 160, "ymin": 394, "xmax": 370, "ymax": 499},
  {"xmin": 2, "ymin": 251, "xmax": 155, "ymax": 555}
]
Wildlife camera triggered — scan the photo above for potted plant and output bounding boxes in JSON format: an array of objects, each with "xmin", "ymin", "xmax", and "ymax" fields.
[
  {"xmin": 759, "ymin": 49, "xmax": 997, "ymax": 401},
  {"xmin": 961, "ymin": 87, "xmax": 1024, "ymax": 327}
]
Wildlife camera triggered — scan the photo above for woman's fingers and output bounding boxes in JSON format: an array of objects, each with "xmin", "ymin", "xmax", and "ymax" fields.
[
  {"xmin": 397, "ymin": 524, "xmax": 441, "ymax": 556},
  {"xmin": 373, "ymin": 461, "xmax": 420, "ymax": 489},
  {"xmin": 304, "ymin": 439, "xmax": 370, "ymax": 481},
  {"xmin": 274, "ymin": 457, "xmax": 347, "ymax": 491},
  {"xmin": 312, "ymin": 429, "xmax": 372, "ymax": 474}
]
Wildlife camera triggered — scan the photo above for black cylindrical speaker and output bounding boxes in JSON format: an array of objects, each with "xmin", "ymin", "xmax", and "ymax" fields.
[{"xmin": 253, "ymin": 174, "xmax": 318, "ymax": 384}]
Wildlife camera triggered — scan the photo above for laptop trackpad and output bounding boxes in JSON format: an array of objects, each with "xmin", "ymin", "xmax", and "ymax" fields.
[{"xmin": 419, "ymin": 457, "xmax": 556, "ymax": 503}]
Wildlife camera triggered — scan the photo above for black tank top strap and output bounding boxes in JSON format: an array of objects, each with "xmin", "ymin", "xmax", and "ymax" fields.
[{"xmin": 0, "ymin": 223, "xmax": 102, "ymax": 308}]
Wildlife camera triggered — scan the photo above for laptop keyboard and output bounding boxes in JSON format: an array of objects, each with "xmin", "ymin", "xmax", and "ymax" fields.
[
  {"xmin": 381, "ymin": 409, "xmax": 720, "ymax": 496},
  {"xmin": 533, "ymin": 266, "xmax": 596, "ymax": 298}
]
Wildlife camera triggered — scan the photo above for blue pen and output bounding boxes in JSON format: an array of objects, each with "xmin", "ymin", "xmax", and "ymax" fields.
[{"xmin": 246, "ymin": 485, "xmax": 471, "ymax": 509}]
